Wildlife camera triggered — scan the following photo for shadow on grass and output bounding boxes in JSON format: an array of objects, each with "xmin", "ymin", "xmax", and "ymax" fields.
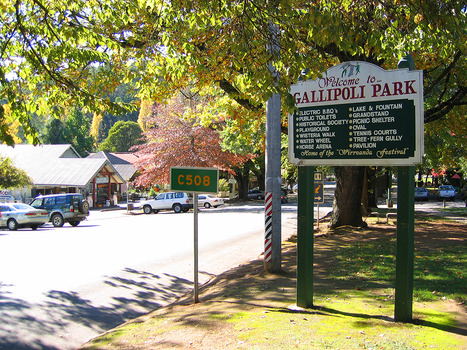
[{"xmin": 170, "ymin": 220, "xmax": 466, "ymax": 339}]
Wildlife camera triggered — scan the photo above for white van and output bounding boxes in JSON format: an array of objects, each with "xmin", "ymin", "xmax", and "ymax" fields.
[{"xmin": 139, "ymin": 192, "xmax": 193, "ymax": 214}]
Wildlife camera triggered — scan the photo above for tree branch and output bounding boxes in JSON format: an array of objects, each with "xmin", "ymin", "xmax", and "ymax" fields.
[
  {"xmin": 425, "ymin": 51, "xmax": 462, "ymax": 96},
  {"xmin": 425, "ymin": 85, "xmax": 467, "ymax": 123},
  {"xmin": 216, "ymin": 78, "xmax": 263, "ymax": 111}
]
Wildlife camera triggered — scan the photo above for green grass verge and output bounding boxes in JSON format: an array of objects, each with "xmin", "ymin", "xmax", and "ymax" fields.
[
  {"xmin": 232, "ymin": 297, "xmax": 463, "ymax": 349},
  {"xmin": 439, "ymin": 207, "xmax": 467, "ymax": 217},
  {"xmin": 326, "ymin": 225, "xmax": 466, "ymax": 303}
]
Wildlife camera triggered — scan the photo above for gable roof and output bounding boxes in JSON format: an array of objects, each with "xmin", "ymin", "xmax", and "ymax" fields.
[
  {"xmin": 0, "ymin": 144, "xmax": 80, "ymax": 162},
  {"xmin": 0, "ymin": 144, "xmax": 124, "ymax": 187},
  {"xmin": 87, "ymin": 151, "xmax": 139, "ymax": 182}
]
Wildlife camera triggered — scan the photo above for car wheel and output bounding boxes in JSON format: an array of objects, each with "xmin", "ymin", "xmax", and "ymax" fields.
[
  {"xmin": 143, "ymin": 205, "xmax": 153, "ymax": 214},
  {"xmin": 204, "ymin": 202, "xmax": 211, "ymax": 208},
  {"xmin": 173, "ymin": 204, "xmax": 182, "ymax": 213},
  {"xmin": 51, "ymin": 213, "xmax": 65, "ymax": 227},
  {"xmin": 7, "ymin": 219, "xmax": 18, "ymax": 231},
  {"xmin": 79, "ymin": 200, "xmax": 90, "ymax": 214},
  {"xmin": 69, "ymin": 221, "xmax": 80, "ymax": 227},
  {"xmin": 257, "ymin": 195, "xmax": 264, "ymax": 200}
]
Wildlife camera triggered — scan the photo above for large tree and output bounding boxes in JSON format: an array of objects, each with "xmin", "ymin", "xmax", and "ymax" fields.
[
  {"xmin": 64, "ymin": 108, "xmax": 95, "ymax": 157},
  {"xmin": 1, "ymin": 0, "xmax": 465, "ymax": 226},
  {"xmin": 42, "ymin": 118, "xmax": 67, "ymax": 144},
  {"xmin": 0, "ymin": 156, "xmax": 31, "ymax": 188},
  {"xmin": 99, "ymin": 120, "xmax": 143, "ymax": 152},
  {"xmin": 132, "ymin": 92, "xmax": 251, "ymax": 187},
  {"xmin": 41, "ymin": 108, "xmax": 94, "ymax": 156}
]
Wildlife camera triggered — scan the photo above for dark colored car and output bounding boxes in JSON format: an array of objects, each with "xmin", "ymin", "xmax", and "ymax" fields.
[
  {"xmin": 414, "ymin": 187, "xmax": 429, "ymax": 201},
  {"xmin": 247, "ymin": 190, "xmax": 265, "ymax": 200},
  {"xmin": 30, "ymin": 193, "xmax": 89, "ymax": 227}
]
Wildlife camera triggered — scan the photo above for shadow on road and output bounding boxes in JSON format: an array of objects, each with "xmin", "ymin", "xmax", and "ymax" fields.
[{"xmin": 0, "ymin": 269, "xmax": 193, "ymax": 350}]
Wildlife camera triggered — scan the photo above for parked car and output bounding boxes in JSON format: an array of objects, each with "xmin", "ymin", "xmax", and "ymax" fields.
[
  {"xmin": 198, "ymin": 194, "xmax": 224, "ymax": 208},
  {"xmin": 139, "ymin": 192, "xmax": 193, "ymax": 214},
  {"xmin": 0, "ymin": 203, "xmax": 49, "ymax": 230},
  {"xmin": 414, "ymin": 187, "xmax": 429, "ymax": 201},
  {"xmin": 247, "ymin": 190, "xmax": 265, "ymax": 200},
  {"xmin": 30, "ymin": 193, "xmax": 89, "ymax": 227},
  {"xmin": 436, "ymin": 185, "xmax": 456, "ymax": 201}
]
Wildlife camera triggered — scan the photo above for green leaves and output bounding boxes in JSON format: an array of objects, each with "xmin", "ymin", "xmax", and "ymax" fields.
[
  {"xmin": 0, "ymin": 156, "xmax": 32, "ymax": 188},
  {"xmin": 99, "ymin": 120, "xmax": 143, "ymax": 153},
  {"xmin": 1, "ymin": 0, "xmax": 465, "ymax": 154}
]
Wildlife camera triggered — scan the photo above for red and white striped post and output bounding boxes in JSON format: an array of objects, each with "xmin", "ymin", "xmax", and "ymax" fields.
[{"xmin": 264, "ymin": 192, "xmax": 273, "ymax": 262}]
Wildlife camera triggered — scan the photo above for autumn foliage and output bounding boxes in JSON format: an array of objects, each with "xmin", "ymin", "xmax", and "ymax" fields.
[{"xmin": 132, "ymin": 96, "xmax": 251, "ymax": 187}]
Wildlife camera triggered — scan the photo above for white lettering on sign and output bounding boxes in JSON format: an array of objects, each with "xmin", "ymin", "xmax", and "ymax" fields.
[{"xmin": 289, "ymin": 61, "xmax": 424, "ymax": 166}]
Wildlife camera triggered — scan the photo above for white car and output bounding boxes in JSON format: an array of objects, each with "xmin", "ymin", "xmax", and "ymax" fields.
[
  {"xmin": 140, "ymin": 192, "xmax": 193, "ymax": 214},
  {"xmin": 0, "ymin": 203, "xmax": 49, "ymax": 230},
  {"xmin": 197, "ymin": 194, "xmax": 224, "ymax": 208},
  {"xmin": 437, "ymin": 185, "xmax": 456, "ymax": 200}
]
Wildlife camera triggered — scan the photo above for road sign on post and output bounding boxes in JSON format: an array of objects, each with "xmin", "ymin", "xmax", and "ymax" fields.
[
  {"xmin": 170, "ymin": 167, "xmax": 218, "ymax": 194},
  {"xmin": 314, "ymin": 182, "xmax": 324, "ymax": 204},
  {"xmin": 170, "ymin": 167, "xmax": 219, "ymax": 304}
]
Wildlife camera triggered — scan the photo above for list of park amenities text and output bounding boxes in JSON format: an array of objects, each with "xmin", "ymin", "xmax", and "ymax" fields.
[{"xmin": 293, "ymin": 99, "xmax": 415, "ymax": 160}]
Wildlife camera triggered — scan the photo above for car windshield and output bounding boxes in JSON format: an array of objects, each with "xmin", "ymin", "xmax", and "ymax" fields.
[{"xmin": 30, "ymin": 198, "xmax": 42, "ymax": 206}]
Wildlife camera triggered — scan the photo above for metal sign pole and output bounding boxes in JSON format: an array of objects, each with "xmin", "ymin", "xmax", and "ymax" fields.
[
  {"xmin": 394, "ymin": 56, "xmax": 416, "ymax": 322},
  {"xmin": 297, "ymin": 166, "xmax": 314, "ymax": 308},
  {"xmin": 193, "ymin": 193, "xmax": 199, "ymax": 303}
]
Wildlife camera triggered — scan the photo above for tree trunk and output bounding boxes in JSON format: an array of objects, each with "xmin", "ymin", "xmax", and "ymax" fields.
[
  {"xmin": 233, "ymin": 160, "xmax": 252, "ymax": 200},
  {"xmin": 365, "ymin": 167, "xmax": 379, "ymax": 208},
  {"xmin": 251, "ymin": 156, "xmax": 265, "ymax": 191},
  {"xmin": 330, "ymin": 166, "xmax": 366, "ymax": 228}
]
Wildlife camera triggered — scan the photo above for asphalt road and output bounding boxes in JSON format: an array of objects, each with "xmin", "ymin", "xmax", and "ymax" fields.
[{"xmin": 0, "ymin": 200, "xmax": 313, "ymax": 350}]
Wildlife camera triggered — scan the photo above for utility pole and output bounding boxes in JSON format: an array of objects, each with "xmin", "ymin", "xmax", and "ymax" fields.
[{"xmin": 264, "ymin": 21, "xmax": 282, "ymax": 273}]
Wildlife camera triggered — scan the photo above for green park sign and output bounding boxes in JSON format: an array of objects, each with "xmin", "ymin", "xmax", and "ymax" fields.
[
  {"xmin": 170, "ymin": 167, "xmax": 218, "ymax": 194},
  {"xmin": 288, "ymin": 61, "xmax": 424, "ymax": 166}
]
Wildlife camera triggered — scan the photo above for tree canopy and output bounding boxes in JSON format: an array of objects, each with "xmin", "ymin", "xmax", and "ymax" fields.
[
  {"xmin": 41, "ymin": 108, "xmax": 94, "ymax": 156},
  {"xmin": 132, "ymin": 92, "xmax": 251, "ymax": 186},
  {"xmin": 99, "ymin": 120, "xmax": 143, "ymax": 152},
  {"xmin": 2, "ymin": 1, "xmax": 465, "ymax": 144},
  {"xmin": 0, "ymin": 156, "xmax": 31, "ymax": 188}
]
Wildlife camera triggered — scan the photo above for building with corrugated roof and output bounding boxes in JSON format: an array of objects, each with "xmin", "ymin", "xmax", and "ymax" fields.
[
  {"xmin": 0, "ymin": 144, "xmax": 124, "ymax": 207},
  {"xmin": 87, "ymin": 151, "xmax": 140, "ymax": 195}
]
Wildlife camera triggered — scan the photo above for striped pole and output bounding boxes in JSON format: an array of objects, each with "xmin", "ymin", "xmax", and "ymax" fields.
[{"xmin": 264, "ymin": 192, "xmax": 273, "ymax": 262}]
